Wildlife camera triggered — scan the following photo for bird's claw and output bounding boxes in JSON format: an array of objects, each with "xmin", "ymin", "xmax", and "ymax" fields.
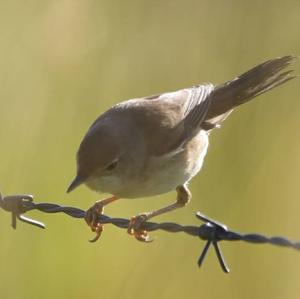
[
  {"xmin": 85, "ymin": 201, "xmax": 105, "ymax": 242},
  {"xmin": 127, "ymin": 213, "xmax": 153, "ymax": 242},
  {"xmin": 89, "ymin": 223, "xmax": 103, "ymax": 243}
]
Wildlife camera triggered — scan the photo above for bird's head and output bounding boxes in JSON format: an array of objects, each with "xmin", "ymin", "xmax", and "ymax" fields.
[{"xmin": 67, "ymin": 118, "xmax": 125, "ymax": 194}]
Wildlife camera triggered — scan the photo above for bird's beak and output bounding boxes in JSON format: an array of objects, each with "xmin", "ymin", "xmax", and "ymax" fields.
[{"xmin": 67, "ymin": 175, "xmax": 85, "ymax": 193}]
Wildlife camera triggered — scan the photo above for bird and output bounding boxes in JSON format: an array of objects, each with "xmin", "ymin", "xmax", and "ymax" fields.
[{"xmin": 67, "ymin": 55, "xmax": 296, "ymax": 242}]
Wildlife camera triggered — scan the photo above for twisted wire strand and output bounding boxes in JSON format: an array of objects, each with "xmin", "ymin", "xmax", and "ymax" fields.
[{"xmin": 1, "ymin": 192, "xmax": 300, "ymax": 273}]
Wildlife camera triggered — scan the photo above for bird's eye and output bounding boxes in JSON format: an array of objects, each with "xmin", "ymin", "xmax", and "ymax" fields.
[{"xmin": 106, "ymin": 160, "xmax": 118, "ymax": 171}]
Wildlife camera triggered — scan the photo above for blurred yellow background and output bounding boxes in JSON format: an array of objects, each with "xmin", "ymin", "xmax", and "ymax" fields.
[{"xmin": 0, "ymin": 0, "xmax": 300, "ymax": 298}]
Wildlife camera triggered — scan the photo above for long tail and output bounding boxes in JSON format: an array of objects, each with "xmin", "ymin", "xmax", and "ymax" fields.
[{"xmin": 205, "ymin": 55, "xmax": 296, "ymax": 125}]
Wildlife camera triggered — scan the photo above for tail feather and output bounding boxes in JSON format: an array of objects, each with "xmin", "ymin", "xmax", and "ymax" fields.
[{"xmin": 206, "ymin": 55, "xmax": 296, "ymax": 123}]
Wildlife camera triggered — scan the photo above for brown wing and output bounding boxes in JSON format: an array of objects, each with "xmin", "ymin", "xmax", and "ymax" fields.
[{"xmin": 112, "ymin": 84, "xmax": 214, "ymax": 156}]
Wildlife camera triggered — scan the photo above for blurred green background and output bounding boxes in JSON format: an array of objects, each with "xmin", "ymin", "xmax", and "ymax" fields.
[{"xmin": 0, "ymin": 0, "xmax": 299, "ymax": 298}]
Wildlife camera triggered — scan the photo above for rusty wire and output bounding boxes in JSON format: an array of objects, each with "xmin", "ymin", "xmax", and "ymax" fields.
[{"xmin": 1, "ymin": 192, "xmax": 300, "ymax": 273}]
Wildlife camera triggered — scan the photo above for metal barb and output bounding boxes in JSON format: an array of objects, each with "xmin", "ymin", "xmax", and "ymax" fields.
[
  {"xmin": 0, "ymin": 193, "xmax": 45, "ymax": 229},
  {"xmin": 213, "ymin": 241, "xmax": 229, "ymax": 273},
  {"xmin": 196, "ymin": 212, "xmax": 230, "ymax": 273},
  {"xmin": 18, "ymin": 214, "xmax": 45, "ymax": 229},
  {"xmin": 197, "ymin": 240, "xmax": 212, "ymax": 267}
]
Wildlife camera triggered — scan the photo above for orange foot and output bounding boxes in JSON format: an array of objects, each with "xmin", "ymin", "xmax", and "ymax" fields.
[
  {"xmin": 85, "ymin": 196, "xmax": 118, "ymax": 242},
  {"xmin": 127, "ymin": 213, "xmax": 153, "ymax": 242}
]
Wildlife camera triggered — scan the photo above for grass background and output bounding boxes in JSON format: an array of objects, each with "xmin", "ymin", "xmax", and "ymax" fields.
[{"xmin": 0, "ymin": 0, "xmax": 300, "ymax": 298}]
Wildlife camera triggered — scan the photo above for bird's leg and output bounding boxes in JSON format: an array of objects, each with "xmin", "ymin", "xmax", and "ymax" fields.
[
  {"xmin": 85, "ymin": 195, "xmax": 119, "ymax": 242},
  {"xmin": 128, "ymin": 185, "xmax": 191, "ymax": 242}
]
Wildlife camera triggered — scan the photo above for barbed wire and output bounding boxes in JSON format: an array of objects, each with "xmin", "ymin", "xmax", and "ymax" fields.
[{"xmin": 1, "ymin": 192, "xmax": 300, "ymax": 273}]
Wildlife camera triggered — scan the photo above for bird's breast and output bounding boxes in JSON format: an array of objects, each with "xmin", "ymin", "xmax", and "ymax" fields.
[
  {"xmin": 85, "ymin": 131, "xmax": 209, "ymax": 199},
  {"xmin": 120, "ymin": 130, "xmax": 209, "ymax": 198}
]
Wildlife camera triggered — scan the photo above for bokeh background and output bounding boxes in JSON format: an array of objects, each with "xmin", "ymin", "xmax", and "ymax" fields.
[{"xmin": 0, "ymin": 1, "xmax": 300, "ymax": 298}]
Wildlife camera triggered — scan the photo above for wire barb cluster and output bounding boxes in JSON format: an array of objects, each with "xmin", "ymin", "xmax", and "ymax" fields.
[{"xmin": 1, "ymin": 192, "xmax": 300, "ymax": 273}]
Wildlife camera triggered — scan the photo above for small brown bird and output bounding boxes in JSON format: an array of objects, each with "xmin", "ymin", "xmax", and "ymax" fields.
[{"xmin": 67, "ymin": 56, "xmax": 296, "ymax": 242}]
